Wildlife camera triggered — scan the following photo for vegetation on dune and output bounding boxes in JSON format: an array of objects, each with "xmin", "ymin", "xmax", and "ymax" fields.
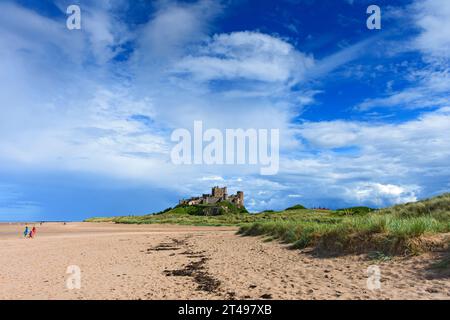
[
  {"xmin": 86, "ymin": 201, "xmax": 252, "ymax": 225},
  {"xmin": 239, "ymin": 194, "xmax": 450, "ymax": 256},
  {"xmin": 86, "ymin": 193, "xmax": 450, "ymax": 256},
  {"xmin": 168, "ymin": 202, "xmax": 249, "ymax": 216},
  {"xmin": 86, "ymin": 206, "xmax": 335, "ymax": 226},
  {"xmin": 84, "ymin": 217, "xmax": 116, "ymax": 223},
  {"xmin": 379, "ymin": 193, "xmax": 450, "ymax": 219},
  {"xmin": 285, "ymin": 204, "xmax": 306, "ymax": 211},
  {"xmin": 335, "ymin": 206, "xmax": 375, "ymax": 216}
]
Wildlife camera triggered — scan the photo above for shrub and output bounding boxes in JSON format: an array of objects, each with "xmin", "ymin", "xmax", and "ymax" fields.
[{"xmin": 285, "ymin": 204, "xmax": 306, "ymax": 211}]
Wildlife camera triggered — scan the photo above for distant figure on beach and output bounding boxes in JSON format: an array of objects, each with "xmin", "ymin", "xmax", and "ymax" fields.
[
  {"xmin": 23, "ymin": 225, "xmax": 29, "ymax": 238},
  {"xmin": 31, "ymin": 226, "xmax": 37, "ymax": 238}
]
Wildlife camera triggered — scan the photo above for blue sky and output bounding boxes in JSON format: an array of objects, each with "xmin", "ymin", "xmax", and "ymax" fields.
[{"xmin": 0, "ymin": 0, "xmax": 449, "ymax": 221}]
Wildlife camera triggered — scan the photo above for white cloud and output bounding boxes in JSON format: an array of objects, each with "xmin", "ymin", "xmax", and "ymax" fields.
[
  {"xmin": 299, "ymin": 107, "xmax": 450, "ymax": 156},
  {"xmin": 308, "ymin": 37, "xmax": 376, "ymax": 79},
  {"xmin": 355, "ymin": 66, "xmax": 450, "ymax": 111},
  {"xmin": 299, "ymin": 121, "xmax": 360, "ymax": 148},
  {"xmin": 275, "ymin": 107, "xmax": 450, "ymax": 208},
  {"xmin": 413, "ymin": 0, "xmax": 450, "ymax": 59},
  {"xmin": 173, "ymin": 31, "xmax": 314, "ymax": 84},
  {"xmin": 199, "ymin": 176, "xmax": 224, "ymax": 181},
  {"xmin": 354, "ymin": 0, "xmax": 450, "ymax": 112},
  {"xmin": 344, "ymin": 183, "xmax": 419, "ymax": 207},
  {"xmin": 132, "ymin": 0, "xmax": 221, "ymax": 70}
]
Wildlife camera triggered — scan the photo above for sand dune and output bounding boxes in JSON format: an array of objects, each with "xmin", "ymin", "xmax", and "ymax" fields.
[{"xmin": 0, "ymin": 222, "xmax": 448, "ymax": 300}]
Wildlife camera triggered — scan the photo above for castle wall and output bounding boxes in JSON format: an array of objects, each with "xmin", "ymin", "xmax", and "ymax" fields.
[{"xmin": 180, "ymin": 187, "xmax": 244, "ymax": 208}]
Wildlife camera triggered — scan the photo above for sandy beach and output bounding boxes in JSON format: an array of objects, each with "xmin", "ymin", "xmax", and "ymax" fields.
[{"xmin": 0, "ymin": 222, "xmax": 448, "ymax": 300}]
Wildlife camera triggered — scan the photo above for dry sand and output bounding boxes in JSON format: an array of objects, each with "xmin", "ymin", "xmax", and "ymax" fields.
[{"xmin": 0, "ymin": 222, "xmax": 448, "ymax": 300}]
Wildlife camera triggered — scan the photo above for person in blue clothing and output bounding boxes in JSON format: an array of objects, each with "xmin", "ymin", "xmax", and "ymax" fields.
[{"xmin": 23, "ymin": 225, "xmax": 29, "ymax": 238}]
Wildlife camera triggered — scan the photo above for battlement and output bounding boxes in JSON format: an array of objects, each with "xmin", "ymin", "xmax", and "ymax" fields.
[{"xmin": 179, "ymin": 186, "xmax": 244, "ymax": 208}]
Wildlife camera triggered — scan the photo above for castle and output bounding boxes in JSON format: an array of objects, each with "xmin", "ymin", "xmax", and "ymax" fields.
[{"xmin": 179, "ymin": 186, "xmax": 244, "ymax": 208}]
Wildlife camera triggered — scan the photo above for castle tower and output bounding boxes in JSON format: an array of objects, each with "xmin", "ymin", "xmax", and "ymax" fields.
[
  {"xmin": 212, "ymin": 186, "xmax": 227, "ymax": 200},
  {"xmin": 237, "ymin": 191, "xmax": 244, "ymax": 207}
]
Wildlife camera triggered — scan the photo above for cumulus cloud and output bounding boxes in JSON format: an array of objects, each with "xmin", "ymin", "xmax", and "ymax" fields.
[
  {"xmin": 275, "ymin": 107, "xmax": 450, "ymax": 208},
  {"xmin": 299, "ymin": 107, "xmax": 450, "ymax": 159},
  {"xmin": 413, "ymin": 0, "xmax": 450, "ymax": 59},
  {"xmin": 343, "ymin": 183, "xmax": 419, "ymax": 207},
  {"xmin": 173, "ymin": 31, "xmax": 314, "ymax": 84}
]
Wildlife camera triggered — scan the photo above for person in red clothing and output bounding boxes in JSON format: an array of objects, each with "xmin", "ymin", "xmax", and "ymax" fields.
[{"xmin": 31, "ymin": 226, "xmax": 37, "ymax": 238}]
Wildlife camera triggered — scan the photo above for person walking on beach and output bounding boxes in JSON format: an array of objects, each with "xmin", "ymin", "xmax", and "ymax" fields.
[
  {"xmin": 23, "ymin": 225, "xmax": 29, "ymax": 238},
  {"xmin": 31, "ymin": 226, "xmax": 37, "ymax": 238}
]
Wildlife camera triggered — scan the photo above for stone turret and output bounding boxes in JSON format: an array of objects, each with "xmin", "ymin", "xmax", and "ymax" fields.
[
  {"xmin": 212, "ymin": 186, "xmax": 227, "ymax": 200},
  {"xmin": 237, "ymin": 191, "xmax": 244, "ymax": 207}
]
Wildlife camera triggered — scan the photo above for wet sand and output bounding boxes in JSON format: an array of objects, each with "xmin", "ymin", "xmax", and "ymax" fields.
[{"xmin": 0, "ymin": 222, "xmax": 448, "ymax": 300}]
